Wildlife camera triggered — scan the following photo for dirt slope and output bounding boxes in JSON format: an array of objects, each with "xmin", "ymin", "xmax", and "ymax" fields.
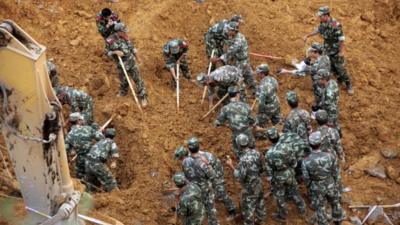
[{"xmin": 1, "ymin": 0, "xmax": 400, "ymax": 224}]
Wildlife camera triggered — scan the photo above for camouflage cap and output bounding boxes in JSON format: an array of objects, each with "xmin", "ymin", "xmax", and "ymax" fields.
[
  {"xmin": 317, "ymin": 6, "xmax": 330, "ymax": 16},
  {"xmin": 173, "ymin": 172, "xmax": 186, "ymax": 187},
  {"xmin": 316, "ymin": 68, "xmax": 330, "ymax": 80},
  {"xmin": 228, "ymin": 86, "xmax": 239, "ymax": 95},
  {"xmin": 69, "ymin": 112, "xmax": 83, "ymax": 122},
  {"xmin": 187, "ymin": 137, "xmax": 199, "ymax": 151},
  {"xmin": 227, "ymin": 21, "xmax": 239, "ymax": 31},
  {"xmin": 315, "ymin": 109, "xmax": 328, "ymax": 124},
  {"xmin": 230, "ymin": 14, "xmax": 243, "ymax": 23},
  {"xmin": 174, "ymin": 146, "xmax": 188, "ymax": 160},
  {"xmin": 309, "ymin": 131, "xmax": 322, "ymax": 146},
  {"xmin": 170, "ymin": 40, "xmax": 180, "ymax": 54},
  {"xmin": 235, "ymin": 133, "xmax": 249, "ymax": 147},
  {"xmin": 196, "ymin": 72, "xmax": 208, "ymax": 85},
  {"xmin": 256, "ymin": 64, "xmax": 269, "ymax": 74},
  {"xmin": 286, "ymin": 91, "xmax": 298, "ymax": 104},
  {"xmin": 266, "ymin": 127, "xmax": 279, "ymax": 140},
  {"xmin": 105, "ymin": 128, "xmax": 116, "ymax": 137}
]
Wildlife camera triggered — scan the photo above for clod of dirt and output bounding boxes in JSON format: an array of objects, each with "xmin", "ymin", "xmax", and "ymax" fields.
[
  {"xmin": 380, "ymin": 148, "xmax": 399, "ymax": 159},
  {"xmin": 117, "ymin": 103, "xmax": 130, "ymax": 117},
  {"xmin": 365, "ymin": 164, "xmax": 387, "ymax": 179},
  {"xmin": 385, "ymin": 165, "xmax": 399, "ymax": 180}
]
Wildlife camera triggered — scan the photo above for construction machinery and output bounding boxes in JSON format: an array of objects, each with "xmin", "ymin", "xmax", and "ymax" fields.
[{"xmin": 0, "ymin": 20, "xmax": 122, "ymax": 225}]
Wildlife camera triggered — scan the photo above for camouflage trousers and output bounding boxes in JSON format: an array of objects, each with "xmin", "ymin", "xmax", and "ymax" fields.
[
  {"xmin": 81, "ymin": 100, "xmax": 94, "ymax": 125},
  {"xmin": 214, "ymin": 176, "xmax": 237, "ymax": 213},
  {"xmin": 232, "ymin": 128, "xmax": 255, "ymax": 159},
  {"xmin": 241, "ymin": 182, "xmax": 267, "ymax": 225},
  {"xmin": 84, "ymin": 160, "xmax": 117, "ymax": 192},
  {"xmin": 271, "ymin": 179, "xmax": 305, "ymax": 218},
  {"xmin": 309, "ymin": 179, "xmax": 345, "ymax": 225},
  {"xmin": 75, "ymin": 152, "xmax": 89, "ymax": 179},
  {"xmin": 256, "ymin": 107, "xmax": 281, "ymax": 128},
  {"xmin": 117, "ymin": 64, "xmax": 147, "ymax": 99},
  {"xmin": 312, "ymin": 80, "xmax": 325, "ymax": 108},
  {"xmin": 329, "ymin": 54, "xmax": 352, "ymax": 87},
  {"xmin": 181, "ymin": 212, "xmax": 205, "ymax": 225},
  {"xmin": 199, "ymin": 186, "xmax": 219, "ymax": 225},
  {"xmin": 165, "ymin": 57, "xmax": 191, "ymax": 80},
  {"xmin": 237, "ymin": 61, "xmax": 257, "ymax": 95}
]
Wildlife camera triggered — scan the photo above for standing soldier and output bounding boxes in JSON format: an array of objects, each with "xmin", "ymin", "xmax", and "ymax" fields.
[
  {"xmin": 204, "ymin": 15, "xmax": 243, "ymax": 71},
  {"xmin": 215, "ymin": 86, "xmax": 255, "ymax": 159},
  {"xmin": 211, "ymin": 21, "xmax": 257, "ymax": 95},
  {"xmin": 106, "ymin": 23, "xmax": 148, "ymax": 106},
  {"xmin": 255, "ymin": 64, "xmax": 281, "ymax": 128},
  {"xmin": 172, "ymin": 172, "xmax": 205, "ymax": 225},
  {"xmin": 96, "ymin": 8, "xmax": 120, "ymax": 39},
  {"xmin": 283, "ymin": 91, "xmax": 312, "ymax": 144},
  {"xmin": 84, "ymin": 128, "xmax": 119, "ymax": 192},
  {"xmin": 46, "ymin": 59, "xmax": 60, "ymax": 88},
  {"xmin": 226, "ymin": 134, "xmax": 266, "ymax": 225},
  {"xmin": 56, "ymin": 86, "xmax": 94, "ymax": 125},
  {"xmin": 302, "ymin": 131, "xmax": 345, "ymax": 225},
  {"xmin": 163, "ymin": 39, "xmax": 191, "ymax": 85},
  {"xmin": 181, "ymin": 137, "xmax": 220, "ymax": 225},
  {"xmin": 65, "ymin": 113, "xmax": 103, "ymax": 179},
  {"xmin": 174, "ymin": 146, "xmax": 237, "ymax": 219},
  {"xmin": 196, "ymin": 65, "xmax": 246, "ymax": 108},
  {"xmin": 303, "ymin": 6, "xmax": 353, "ymax": 94}
]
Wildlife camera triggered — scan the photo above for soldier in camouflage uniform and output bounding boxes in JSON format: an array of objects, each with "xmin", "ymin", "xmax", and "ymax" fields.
[
  {"xmin": 204, "ymin": 15, "xmax": 243, "ymax": 71},
  {"xmin": 65, "ymin": 113, "xmax": 103, "ymax": 179},
  {"xmin": 84, "ymin": 128, "xmax": 119, "ymax": 192},
  {"xmin": 174, "ymin": 146, "xmax": 237, "ymax": 218},
  {"xmin": 266, "ymin": 132, "xmax": 306, "ymax": 222},
  {"xmin": 226, "ymin": 134, "xmax": 266, "ymax": 225},
  {"xmin": 196, "ymin": 65, "xmax": 246, "ymax": 108},
  {"xmin": 215, "ymin": 86, "xmax": 255, "ymax": 159},
  {"xmin": 56, "ymin": 86, "xmax": 94, "ymax": 125},
  {"xmin": 163, "ymin": 39, "xmax": 191, "ymax": 85},
  {"xmin": 106, "ymin": 23, "xmax": 148, "ymax": 106},
  {"xmin": 172, "ymin": 172, "xmax": 205, "ymax": 225},
  {"xmin": 255, "ymin": 64, "xmax": 281, "ymax": 128},
  {"xmin": 283, "ymin": 91, "xmax": 312, "ymax": 144},
  {"xmin": 96, "ymin": 8, "xmax": 120, "ymax": 39},
  {"xmin": 302, "ymin": 131, "xmax": 345, "ymax": 225},
  {"xmin": 304, "ymin": 6, "xmax": 353, "ymax": 94},
  {"xmin": 46, "ymin": 59, "xmax": 60, "ymax": 88},
  {"xmin": 211, "ymin": 21, "xmax": 257, "ymax": 95},
  {"xmin": 315, "ymin": 110, "xmax": 344, "ymax": 160},
  {"xmin": 181, "ymin": 137, "xmax": 220, "ymax": 225}
]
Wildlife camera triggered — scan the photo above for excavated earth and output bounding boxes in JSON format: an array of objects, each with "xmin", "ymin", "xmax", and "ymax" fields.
[{"xmin": 1, "ymin": 0, "xmax": 400, "ymax": 224}]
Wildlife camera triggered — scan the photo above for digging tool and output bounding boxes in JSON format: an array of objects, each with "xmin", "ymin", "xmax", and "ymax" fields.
[
  {"xmin": 201, "ymin": 49, "xmax": 215, "ymax": 105},
  {"xmin": 99, "ymin": 114, "xmax": 115, "ymax": 131},
  {"xmin": 200, "ymin": 93, "xmax": 229, "ymax": 120},
  {"xmin": 117, "ymin": 56, "xmax": 143, "ymax": 114},
  {"xmin": 176, "ymin": 63, "xmax": 180, "ymax": 112},
  {"xmin": 361, "ymin": 205, "xmax": 377, "ymax": 225},
  {"xmin": 349, "ymin": 203, "xmax": 400, "ymax": 209},
  {"xmin": 251, "ymin": 99, "xmax": 257, "ymax": 111},
  {"xmin": 249, "ymin": 52, "xmax": 283, "ymax": 60}
]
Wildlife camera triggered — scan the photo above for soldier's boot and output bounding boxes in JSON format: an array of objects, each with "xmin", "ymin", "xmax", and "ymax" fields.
[
  {"xmin": 346, "ymin": 83, "xmax": 354, "ymax": 95},
  {"xmin": 272, "ymin": 213, "xmax": 287, "ymax": 223},
  {"xmin": 117, "ymin": 90, "xmax": 127, "ymax": 97},
  {"xmin": 140, "ymin": 96, "xmax": 148, "ymax": 108},
  {"xmin": 226, "ymin": 209, "xmax": 238, "ymax": 222}
]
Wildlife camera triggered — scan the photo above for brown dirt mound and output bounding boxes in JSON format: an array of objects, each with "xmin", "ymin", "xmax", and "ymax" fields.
[{"xmin": 1, "ymin": 0, "xmax": 400, "ymax": 224}]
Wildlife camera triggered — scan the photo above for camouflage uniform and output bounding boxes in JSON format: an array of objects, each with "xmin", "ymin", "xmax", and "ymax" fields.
[
  {"xmin": 295, "ymin": 55, "xmax": 330, "ymax": 107},
  {"xmin": 215, "ymin": 98, "xmax": 255, "ymax": 158},
  {"xmin": 266, "ymin": 140, "xmax": 306, "ymax": 219},
  {"xmin": 182, "ymin": 155, "xmax": 219, "ymax": 225},
  {"xmin": 199, "ymin": 151, "xmax": 237, "ymax": 213},
  {"xmin": 207, "ymin": 65, "xmax": 246, "ymax": 102},
  {"xmin": 95, "ymin": 10, "xmax": 119, "ymax": 39},
  {"xmin": 46, "ymin": 60, "xmax": 60, "ymax": 88},
  {"xmin": 321, "ymin": 79, "xmax": 340, "ymax": 133},
  {"xmin": 318, "ymin": 124, "xmax": 343, "ymax": 158},
  {"xmin": 163, "ymin": 39, "xmax": 191, "ymax": 79},
  {"xmin": 220, "ymin": 32, "xmax": 256, "ymax": 94},
  {"xmin": 234, "ymin": 148, "xmax": 266, "ymax": 225},
  {"xmin": 283, "ymin": 108, "xmax": 312, "ymax": 144},
  {"xmin": 65, "ymin": 125, "xmax": 101, "ymax": 178},
  {"xmin": 317, "ymin": 18, "xmax": 352, "ymax": 88},
  {"xmin": 204, "ymin": 20, "xmax": 228, "ymax": 71},
  {"xmin": 256, "ymin": 76, "xmax": 281, "ymax": 126},
  {"xmin": 84, "ymin": 138, "xmax": 119, "ymax": 192},
  {"xmin": 106, "ymin": 33, "xmax": 147, "ymax": 99},
  {"xmin": 177, "ymin": 182, "xmax": 205, "ymax": 225},
  {"xmin": 302, "ymin": 149, "xmax": 345, "ymax": 225},
  {"xmin": 57, "ymin": 86, "xmax": 94, "ymax": 125}
]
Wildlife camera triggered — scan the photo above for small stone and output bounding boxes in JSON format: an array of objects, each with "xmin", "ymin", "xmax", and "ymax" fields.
[
  {"xmin": 365, "ymin": 164, "xmax": 386, "ymax": 179},
  {"xmin": 386, "ymin": 165, "xmax": 399, "ymax": 180},
  {"xmin": 380, "ymin": 148, "xmax": 398, "ymax": 159},
  {"xmin": 69, "ymin": 39, "xmax": 80, "ymax": 46},
  {"xmin": 350, "ymin": 169, "xmax": 363, "ymax": 179}
]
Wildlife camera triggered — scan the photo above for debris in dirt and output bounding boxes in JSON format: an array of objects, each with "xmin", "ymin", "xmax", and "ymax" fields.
[
  {"xmin": 117, "ymin": 103, "xmax": 130, "ymax": 117},
  {"xmin": 385, "ymin": 165, "xmax": 399, "ymax": 180},
  {"xmin": 360, "ymin": 12, "xmax": 375, "ymax": 23},
  {"xmin": 350, "ymin": 216, "xmax": 362, "ymax": 225},
  {"xmin": 70, "ymin": 38, "xmax": 81, "ymax": 46},
  {"xmin": 349, "ymin": 169, "xmax": 363, "ymax": 179},
  {"xmin": 74, "ymin": 10, "xmax": 92, "ymax": 19},
  {"xmin": 120, "ymin": 117, "xmax": 136, "ymax": 132},
  {"xmin": 380, "ymin": 148, "xmax": 398, "ymax": 159},
  {"xmin": 365, "ymin": 164, "xmax": 386, "ymax": 179}
]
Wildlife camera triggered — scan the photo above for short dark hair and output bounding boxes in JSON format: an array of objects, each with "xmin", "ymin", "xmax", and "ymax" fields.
[
  {"xmin": 101, "ymin": 8, "xmax": 112, "ymax": 17},
  {"xmin": 288, "ymin": 100, "xmax": 298, "ymax": 108}
]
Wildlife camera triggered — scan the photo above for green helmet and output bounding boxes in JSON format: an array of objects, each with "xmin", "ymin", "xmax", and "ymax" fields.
[
  {"xmin": 315, "ymin": 110, "xmax": 328, "ymax": 124},
  {"xmin": 228, "ymin": 86, "xmax": 239, "ymax": 96},
  {"xmin": 170, "ymin": 40, "xmax": 180, "ymax": 54},
  {"xmin": 286, "ymin": 91, "xmax": 298, "ymax": 105},
  {"xmin": 174, "ymin": 146, "xmax": 188, "ymax": 160},
  {"xmin": 230, "ymin": 14, "xmax": 243, "ymax": 23},
  {"xmin": 235, "ymin": 134, "xmax": 249, "ymax": 147},
  {"xmin": 173, "ymin": 172, "xmax": 186, "ymax": 187},
  {"xmin": 69, "ymin": 112, "xmax": 83, "ymax": 122},
  {"xmin": 316, "ymin": 68, "xmax": 330, "ymax": 80},
  {"xmin": 256, "ymin": 64, "xmax": 269, "ymax": 74},
  {"xmin": 309, "ymin": 131, "xmax": 322, "ymax": 146},
  {"xmin": 266, "ymin": 127, "xmax": 279, "ymax": 140},
  {"xmin": 187, "ymin": 137, "xmax": 199, "ymax": 152},
  {"xmin": 317, "ymin": 6, "xmax": 330, "ymax": 16},
  {"xmin": 227, "ymin": 21, "xmax": 239, "ymax": 31},
  {"xmin": 105, "ymin": 128, "xmax": 116, "ymax": 138}
]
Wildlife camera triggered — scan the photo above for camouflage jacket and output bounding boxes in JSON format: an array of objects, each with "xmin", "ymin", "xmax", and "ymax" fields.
[
  {"xmin": 221, "ymin": 32, "xmax": 249, "ymax": 65},
  {"xmin": 234, "ymin": 148, "xmax": 263, "ymax": 191},
  {"xmin": 199, "ymin": 150, "xmax": 224, "ymax": 180},
  {"xmin": 322, "ymin": 80, "xmax": 339, "ymax": 122},
  {"xmin": 95, "ymin": 11, "xmax": 120, "ymax": 38},
  {"xmin": 317, "ymin": 18, "xmax": 345, "ymax": 55},
  {"xmin": 208, "ymin": 65, "xmax": 242, "ymax": 96},
  {"xmin": 105, "ymin": 33, "xmax": 137, "ymax": 70},
  {"xmin": 204, "ymin": 20, "xmax": 228, "ymax": 50},
  {"xmin": 278, "ymin": 132, "xmax": 309, "ymax": 160},
  {"xmin": 317, "ymin": 125, "xmax": 343, "ymax": 158},
  {"xmin": 302, "ymin": 150, "xmax": 340, "ymax": 187},
  {"xmin": 87, "ymin": 138, "xmax": 119, "ymax": 163},
  {"xmin": 65, "ymin": 125, "xmax": 100, "ymax": 154},
  {"xmin": 295, "ymin": 55, "xmax": 330, "ymax": 81},
  {"xmin": 177, "ymin": 182, "xmax": 205, "ymax": 220},
  {"xmin": 162, "ymin": 39, "xmax": 188, "ymax": 67},
  {"xmin": 182, "ymin": 154, "xmax": 216, "ymax": 190},
  {"xmin": 214, "ymin": 99, "xmax": 255, "ymax": 132},
  {"xmin": 283, "ymin": 108, "xmax": 311, "ymax": 142},
  {"xmin": 257, "ymin": 76, "xmax": 280, "ymax": 113},
  {"xmin": 265, "ymin": 146, "xmax": 296, "ymax": 185},
  {"xmin": 58, "ymin": 86, "xmax": 92, "ymax": 115}
]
